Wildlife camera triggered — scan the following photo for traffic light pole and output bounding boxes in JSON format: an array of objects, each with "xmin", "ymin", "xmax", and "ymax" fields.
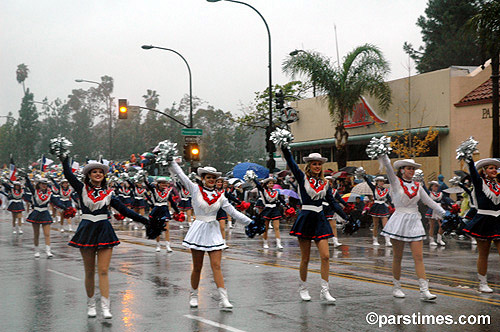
[{"xmin": 137, "ymin": 106, "xmax": 190, "ymax": 128}]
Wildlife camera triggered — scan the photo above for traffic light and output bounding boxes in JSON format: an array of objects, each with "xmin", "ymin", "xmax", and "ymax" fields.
[
  {"xmin": 118, "ymin": 99, "xmax": 128, "ymax": 119},
  {"xmin": 183, "ymin": 143, "xmax": 191, "ymax": 161},
  {"xmin": 190, "ymin": 142, "xmax": 200, "ymax": 161},
  {"xmin": 275, "ymin": 89, "xmax": 284, "ymax": 110}
]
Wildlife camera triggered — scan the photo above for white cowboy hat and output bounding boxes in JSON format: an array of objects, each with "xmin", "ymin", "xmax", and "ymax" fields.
[
  {"xmin": 36, "ymin": 178, "xmax": 49, "ymax": 184},
  {"xmin": 393, "ymin": 159, "xmax": 421, "ymax": 169},
  {"xmin": 325, "ymin": 176, "xmax": 334, "ymax": 181},
  {"xmin": 262, "ymin": 177, "xmax": 276, "ymax": 184},
  {"xmin": 60, "ymin": 178, "xmax": 69, "ymax": 183},
  {"xmin": 303, "ymin": 152, "xmax": 327, "ymax": 163},
  {"xmin": 428, "ymin": 180, "xmax": 439, "ymax": 186},
  {"xmin": 374, "ymin": 176, "xmax": 386, "ymax": 182},
  {"xmin": 82, "ymin": 163, "xmax": 109, "ymax": 176},
  {"xmin": 12, "ymin": 181, "xmax": 21, "ymax": 186},
  {"xmin": 156, "ymin": 177, "xmax": 169, "ymax": 183},
  {"xmin": 475, "ymin": 158, "xmax": 500, "ymax": 170},
  {"xmin": 197, "ymin": 166, "xmax": 222, "ymax": 177}
]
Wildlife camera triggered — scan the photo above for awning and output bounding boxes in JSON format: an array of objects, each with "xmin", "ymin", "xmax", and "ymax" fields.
[{"xmin": 289, "ymin": 126, "xmax": 449, "ymax": 148}]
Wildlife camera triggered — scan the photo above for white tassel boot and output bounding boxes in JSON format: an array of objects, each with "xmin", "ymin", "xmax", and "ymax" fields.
[
  {"xmin": 418, "ymin": 279, "xmax": 437, "ymax": 301},
  {"xmin": 87, "ymin": 296, "xmax": 97, "ymax": 317},
  {"xmin": 478, "ymin": 273, "xmax": 493, "ymax": 293},
  {"xmin": 166, "ymin": 241, "xmax": 173, "ymax": 252},
  {"xmin": 155, "ymin": 242, "xmax": 161, "ymax": 252},
  {"xmin": 429, "ymin": 237, "xmax": 437, "ymax": 246},
  {"xmin": 298, "ymin": 280, "xmax": 311, "ymax": 301},
  {"xmin": 34, "ymin": 246, "xmax": 40, "ymax": 258},
  {"xmin": 332, "ymin": 237, "xmax": 342, "ymax": 248},
  {"xmin": 392, "ymin": 278, "xmax": 405, "ymax": 298},
  {"xmin": 372, "ymin": 236, "xmax": 380, "ymax": 246},
  {"xmin": 46, "ymin": 245, "xmax": 53, "ymax": 258},
  {"xmin": 437, "ymin": 234, "xmax": 446, "ymax": 246},
  {"xmin": 263, "ymin": 239, "xmax": 269, "ymax": 249},
  {"xmin": 217, "ymin": 288, "xmax": 233, "ymax": 310},
  {"xmin": 276, "ymin": 238, "xmax": 283, "ymax": 250},
  {"xmin": 101, "ymin": 296, "xmax": 112, "ymax": 319},
  {"xmin": 320, "ymin": 279, "xmax": 336, "ymax": 304},
  {"xmin": 385, "ymin": 236, "xmax": 392, "ymax": 247},
  {"xmin": 228, "ymin": 220, "xmax": 233, "ymax": 229},
  {"xmin": 189, "ymin": 288, "xmax": 199, "ymax": 307}
]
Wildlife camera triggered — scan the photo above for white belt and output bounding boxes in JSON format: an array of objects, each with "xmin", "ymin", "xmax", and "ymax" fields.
[
  {"xmin": 60, "ymin": 198, "xmax": 70, "ymax": 201},
  {"xmin": 10, "ymin": 199, "xmax": 23, "ymax": 203},
  {"xmin": 265, "ymin": 203, "xmax": 277, "ymax": 208},
  {"xmin": 34, "ymin": 207, "xmax": 48, "ymax": 212},
  {"xmin": 394, "ymin": 207, "xmax": 419, "ymax": 214},
  {"xmin": 120, "ymin": 195, "xmax": 131, "ymax": 198},
  {"xmin": 302, "ymin": 205, "xmax": 323, "ymax": 213},
  {"xmin": 195, "ymin": 216, "xmax": 217, "ymax": 223},
  {"xmin": 477, "ymin": 209, "xmax": 500, "ymax": 217},
  {"xmin": 322, "ymin": 201, "xmax": 329, "ymax": 206},
  {"xmin": 134, "ymin": 196, "xmax": 145, "ymax": 200},
  {"xmin": 154, "ymin": 202, "xmax": 170, "ymax": 206},
  {"xmin": 374, "ymin": 200, "xmax": 387, "ymax": 205},
  {"xmin": 82, "ymin": 214, "xmax": 109, "ymax": 223},
  {"xmin": 181, "ymin": 198, "xmax": 190, "ymax": 201}
]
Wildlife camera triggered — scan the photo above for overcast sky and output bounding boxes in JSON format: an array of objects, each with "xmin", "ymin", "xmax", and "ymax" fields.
[{"xmin": 1, "ymin": 0, "xmax": 428, "ymax": 121}]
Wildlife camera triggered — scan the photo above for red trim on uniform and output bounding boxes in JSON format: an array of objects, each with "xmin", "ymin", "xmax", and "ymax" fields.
[
  {"xmin": 370, "ymin": 212, "xmax": 390, "ymax": 217},
  {"xmin": 26, "ymin": 218, "xmax": 52, "ymax": 224},
  {"xmin": 399, "ymin": 178, "xmax": 419, "ymax": 199},
  {"xmin": 264, "ymin": 215, "xmax": 282, "ymax": 220},
  {"xmin": 307, "ymin": 178, "xmax": 327, "ymax": 193},
  {"xmin": 8, "ymin": 209, "xmax": 25, "ymax": 212},
  {"xmin": 69, "ymin": 240, "xmax": 120, "ymax": 247},
  {"xmin": 463, "ymin": 229, "xmax": 500, "ymax": 238},
  {"xmin": 289, "ymin": 231, "xmax": 333, "ymax": 239}
]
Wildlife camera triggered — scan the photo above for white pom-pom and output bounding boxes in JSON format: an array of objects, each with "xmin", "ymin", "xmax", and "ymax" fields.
[
  {"xmin": 49, "ymin": 135, "xmax": 73, "ymax": 159},
  {"xmin": 366, "ymin": 136, "xmax": 392, "ymax": 159},
  {"xmin": 154, "ymin": 140, "xmax": 178, "ymax": 166},
  {"xmin": 413, "ymin": 169, "xmax": 424, "ymax": 182},
  {"xmin": 270, "ymin": 128, "xmax": 294, "ymax": 148},
  {"xmin": 244, "ymin": 170, "xmax": 258, "ymax": 182},
  {"xmin": 188, "ymin": 172, "xmax": 198, "ymax": 182},
  {"xmin": 456, "ymin": 137, "xmax": 478, "ymax": 162},
  {"xmin": 354, "ymin": 167, "xmax": 366, "ymax": 181}
]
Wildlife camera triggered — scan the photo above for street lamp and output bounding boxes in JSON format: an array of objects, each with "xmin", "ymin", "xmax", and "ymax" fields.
[
  {"xmin": 289, "ymin": 49, "xmax": 316, "ymax": 97},
  {"xmin": 141, "ymin": 45, "xmax": 194, "ymax": 128},
  {"xmin": 75, "ymin": 79, "xmax": 113, "ymax": 158},
  {"xmin": 206, "ymin": 0, "xmax": 275, "ymax": 171}
]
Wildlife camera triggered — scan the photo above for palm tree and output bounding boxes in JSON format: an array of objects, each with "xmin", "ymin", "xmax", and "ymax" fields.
[
  {"xmin": 16, "ymin": 63, "xmax": 29, "ymax": 94},
  {"xmin": 282, "ymin": 44, "xmax": 392, "ymax": 168},
  {"xmin": 142, "ymin": 89, "xmax": 160, "ymax": 110},
  {"xmin": 468, "ymin": 0, "xmax": 500, "ymax": 157}
]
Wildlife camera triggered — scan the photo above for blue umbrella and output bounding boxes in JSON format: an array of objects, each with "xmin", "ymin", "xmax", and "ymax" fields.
[{"xmin": 233, "ymin": 162, "xmax": 269, "ymax": 180}]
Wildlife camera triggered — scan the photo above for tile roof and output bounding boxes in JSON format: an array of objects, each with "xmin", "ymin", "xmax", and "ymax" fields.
[{"xmin": 455, "ymin": 78, "xmax": 500, "ymax": 107}]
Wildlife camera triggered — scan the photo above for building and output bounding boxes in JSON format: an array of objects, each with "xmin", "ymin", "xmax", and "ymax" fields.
[{"xmin": 287, "ymin": 61, "xmax": 497, "ymax": 182}]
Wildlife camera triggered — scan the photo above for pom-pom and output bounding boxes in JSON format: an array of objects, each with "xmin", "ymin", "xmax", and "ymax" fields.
[
  {"xmin": 63, "ymin": 207, "xmax": 77, "ymax": 219},
  {"xmin": 146, "ymin": 215, "xmax": 167, "ymax": 239},
  {"xmin": 413, "ymin": 169, "xmax": 424, "ymax": 182},
  {"xmin": 343, "ymin": 203, "xmax": 355, "ymax": 214},
  {"xmin": 284, "ymin": 207, "xmax": 296, "ymax": 217},
  {"xmin": 245, "ymin": 214, "xmax": 266, "ymax": 238},
  {"xmin": 354, "ymin": 167, "xmax": 366, "ymax": 181},
  {"xmin": 456, "ymin": 137, "xmax": 478, "ymax": 162},
  {"xmin": 366, "ymin": 136, "xmax": 392, "ymax": 159},
  {"xmin": 236, "ymin": 201, "xmax": 251, "ymax": 211},
  {"xmin": 114, "ymin": 213, "xmax": 125, "ymax": 221},
  {"xmin": 244, "ymin": 170, "xmax": 258, "ymax": 182},
  {"xmin": 449, "ymin": 176, "xmax": 462, "ymax": 186},
  {"xmin": 188, "ymin": 172, "xmax": 197, "ymax": 182},
  {"xmin": 153, "ymin": 140, "xmax": 178, "ymax": 166},
  {"xmin": 270, "ymin": 128, "xmax": 294, "ymax": 148},
  {"xmin": 173, "ymin": 212, "xmax": 185, "ymax": 222},
  {"xmin": 133, "ymin": 169, "xmax": 147, "ymax": 183},
  {"xmin": 171, "ymin": 195, "xmax": 180, "ymax": 202},
  {"xmin": 441, "ymin": 212, "xmax": 462, "ymax": 235},
  {"xmin": 49, "ymin": 135, "xmax": 73, "ymax": 159},
  {"xmin": 342, "ymin": 216, "xmax": 361, "ymax": 235}
]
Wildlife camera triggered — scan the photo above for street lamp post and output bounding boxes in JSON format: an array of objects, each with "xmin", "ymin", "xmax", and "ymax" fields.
[
  {"xmin": 289, "ymin": 50, "xmax": 316, "ymax": 97},
  {"xmin": 75, "ymin": 79, "xmax": 113, "ymax": 158},
  {"xmin": 207, "ymin": 0, "xmax": 275, "ymax": 171},
  {"xmin": 141, "ymin": 45, "xmax": 194, "ymax": 128}
]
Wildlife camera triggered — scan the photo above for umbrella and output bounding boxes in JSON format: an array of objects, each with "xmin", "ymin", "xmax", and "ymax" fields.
[
  {"xmin": 350, "ymin": 182, "xmax": 373, "ymax": 195},
  {"xmin": 443, "ymin": 187, "xmax": 464, "ymax": 194},
  {"xmin": 339, "ymin": 166, "xmax": 357, "ymax": 174},
  {"xmin": 273, "ymin": 184, "xmax": 282, "ymax": 190},
  {"xmin": 332, "ymin": 171, "xmax": 348, "ymax": 179},
  {"xmin": 454, "ymin": 170, "xmax": 469, "ymax": 179},
  {"xmin": 141, "ymin": 152, "xmax": 155, "ymax": 158},
  {"xmin": 342, "ymin": 193, "xmax": 361, "ymax": 203},
  {"xmin": 233, "ymin": 162, "xmax": 269, "ymax": 180},
  {"xmin": 279, "ymin": 189, "xmax": 300, "ymax": 199}
]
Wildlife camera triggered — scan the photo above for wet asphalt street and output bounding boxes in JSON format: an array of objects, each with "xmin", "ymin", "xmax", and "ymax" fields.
[{"xmin": 1, "ymin": 209, "xmax": 500, "ymax": 332}]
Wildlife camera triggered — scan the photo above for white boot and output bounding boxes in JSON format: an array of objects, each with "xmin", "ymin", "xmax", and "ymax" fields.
[
  {"xmin": 385, "ymin": 236, "xmax": 392, "ymax": 247},
  {"xmin": 18, "ymin": 227, "xmax": 23, "ymax": 234},
  {"xmin": 87, "ymin": 296, "xmax": 97, "ymax": 317},
  {"xmin": 217, "ymin": 288, "xmax": 233, "ymax": 310},
  {"xmin": 437, "ymin": 234, "xmax": 446, "ymax": 246},
  {"xmin": 155, "ymin": 243, "xmax": 161, "ymax": 252},
  {"xmin": 372, "ymin": 236, "xmax": 380, "ymax": 246},
  {"xmin": 418, "ymin": 279, "xmax": 437, "ymax": 301},
  {"xmin": 189, "ymin": 288, "xmax": 199, "ymax": 308},
  {"xmin": 68, "ymin": 224, "xmax": 73, "ymax": 232},
  {"xmin": 228, "ymin": 220, "xmax": 233, "ymax": 229},
  {"xmin": 470, "ymin": 237, "xmax": 477, "ymax": 245},
  {"xmin": 12, "ymin": 227, "xmax": 17, "ymax": 234},
  {"xmin": 101, "ymin": 296, "xmax": 112, "ymax": 319},
  {"xmin": 263, "ymin": 239, "xmax": 269, "ymax": 249},
  {"xmin": 269, "ymin": 223, "xmax": 273, "ymax": 229},
  {"xmin": 46, "ymin": 245, "xmax": 53, "ymax": 258},
  {"xmin": 392, "ymin": 279, "xmax": 405, "ymax": 298},
  {"xmin": 166, "ymin": 241, "xmax": 173, "ymax": 252},
  {"xmin": 478, "ymin": 273, "xmax": 493, "ymax": 293},
  {"xmin": 429, "ymin": 237, "xmax": 437, "ymax": 246},
  {"xmin": 34, "ymin": 246, "xmax": 40, "ymax": 258},
  {"xmin": 332, "ymin": 237, "xmax": 342, "ymax": 248},
  {"xmin": 320, "ymin": 279, "xmax": 336, "ymax": 304},
  {"xmin": 298, "ymin": 281, "xmax": 311, "ymax": 301},
  {"xmin": 276, "ymin": 238, "xmax": 284, "ymax": 250},
  {"xmin": 60, "ymin": 225, "xmax": 65, "ymax": 233}
]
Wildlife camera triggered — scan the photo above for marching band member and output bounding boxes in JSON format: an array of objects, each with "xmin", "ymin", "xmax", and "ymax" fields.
[
  {"xmin": 1, "ymin": 180, "xmax": 25, "ymax": 234},
  {"xmin": 424, "ymin": 181, "xmax": 452, "ymax": 246},
  {"xmin": 51, "ymin": 178, "xmax": 76, "ymax": 232},
  {"xmin": 364, "ymin": 175, "xmax": 392, "ymax": 246}
]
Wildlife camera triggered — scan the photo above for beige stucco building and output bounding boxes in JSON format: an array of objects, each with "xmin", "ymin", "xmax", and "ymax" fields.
[{"xmin": 288, "ymin": 61, "xmax": 496, "ymax": 182}]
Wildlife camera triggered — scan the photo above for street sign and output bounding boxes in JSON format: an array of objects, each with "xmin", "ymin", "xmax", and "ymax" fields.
[
  {"xmin": 181, "ymin": 128, "xmax": 203, "ymax": 136},
  {"xmin": 184, "ymin": 136, "xmax": 199, "ymax": 143}
]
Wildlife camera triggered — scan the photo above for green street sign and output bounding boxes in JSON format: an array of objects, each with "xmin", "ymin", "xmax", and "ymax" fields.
[{"xmin": 181, "ymin": 128, "xmax": 203, "ymax": 136}]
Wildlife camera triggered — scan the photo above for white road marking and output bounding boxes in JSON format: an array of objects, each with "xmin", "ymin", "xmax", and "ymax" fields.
[
  {"xmin": 47, "ymin": 269, "xmax": 81, "ymax": 281},
  {"xmin": 184, "ymin": 314, "xmax": 247, "ymax": 332}
]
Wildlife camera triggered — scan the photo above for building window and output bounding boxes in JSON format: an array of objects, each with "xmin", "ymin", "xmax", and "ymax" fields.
[{"xmin": 321, "ymin": 147, "xmax": 332, "ymax": 161}]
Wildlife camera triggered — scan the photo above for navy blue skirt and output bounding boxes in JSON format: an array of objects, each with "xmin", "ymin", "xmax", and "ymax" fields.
[
  {"xmin": 425, "ymin": 208, "xmax": 434, "ymax": 218},
  {"xmin": 178, "ymin": 198, "xmax": 192, "ymax": 210},
  {"xmin": 58, "ymin": 200, "xmax": 73, "ymax": 210},
  {"xmin": 323, "ymin": 204, "xmax": 334, "ymax": 218},
  {"xmin": 27, "ymin": 210, "xmax": 53, "ymax": 224},
  {"xmin": 217, "ymin": 208, "xmax": 227, "ymax": 221},
  {"xmin": 463, "ymin": 214, "xmax": 500, "ymax": 240},
  {"xmin": 133, "ymin": 198, "xmax": 148, "ymax": 209},
  {"xmin": 369, "ymin": 203, "xmax": 389, "ymax": 217},
  {"xmin": 69, "ymin": 218, "xmax": 120, "ymax": 248},
  {"xmin": 290, "ymin": 210, "xmax": 334, "ymax": 240},
  {"xmin": 8, "ymin": 201, "xmax": 24, "ymax": 213},
  {"xmin": 120, "ymin": 197, "xmax": 133, "ymax": 207},
  {"xmin": 464, "ymin": 208, "xmax": 477, "ymax": 221},
  {"xmin": 150, "ymin": 205, "xmax": 171, "ymax": 220},
  {"xmin": 262, "ymin": 207, "xmax": 282, "ymax": 220}
]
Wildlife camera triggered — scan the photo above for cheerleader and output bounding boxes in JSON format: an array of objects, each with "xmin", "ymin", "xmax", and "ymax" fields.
[
  {"xmin": 425, "ymin": 181, "xmax": 452, "ymax": 246},
  {"xmin": 324, "ymin": 176, "xmax": 346, "ymax": 248},
  {"xmin": 281, "ymin": 148, "xmax": 348, "ymax": 303},
  {"xmin": 144, "ymin": 177, "xmax": 180, "ymax": 252},
  {"xmin": 377, "ymin": 155, "xmax": 445, "ymax": 301},
  {"xmin": 254, "ymin": 177, "xmax": 286, "ymax": 249},
  {"xmin": 462, "ymin": 157, "xmax": 500, "ymax": 293},
  {"xmin": 1, "ymin": 180, "xmax": 25, "ymax": 234},
  {"xmin": 49, "ymin": 178, "xmax": 60, "ymax": 220},
  {"xmin": 215, "ymin": 178, "xmax": 233, "ymax": 246},
  {"xmin": 131, "ymin": 179, "xmax": 148, "ymax": 216},
  {"xmin": 169, "ymin": 161, "xmax": 252, "ymax": 310},
  {"xmin": 24, "ymin": 177, "xmax": 65, "ymax": 258},
  {"xmin": 62, "ymin": 158, "xmax": 150, "ymax": 319},
  {"xmin": 364, "ymin": 175, "xmax": 392, "ymax": 246},
  {"xmin": 176, "ymin": 180, "xmax": 193, "ymax": 227},
  {"xmin": 51, "ymin": 178, "xmax": 75, "ymax": 232},
  {"xmin": 116, "ymin": 180, "xmax": 133, "ymax": 208}
]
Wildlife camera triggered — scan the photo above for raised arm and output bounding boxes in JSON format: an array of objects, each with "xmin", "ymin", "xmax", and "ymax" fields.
[
  {"xmin": 419, "ymin": 186, "xmax": 445, "ymax": 216},
  {"xmin": 62, "ymin": 157, "xmax": 83, "ymax": 194},
  {"xmin": 253, "ymin": 178, "xmax": 264, "ymax": 193},
  {"xmin": 281, "ymin": 146, "xmax": 304, "ymax": 186},
  {"xmin": 221, "ymin": 196, "xmax": 252, "ymax": 226},
  {"xmin": 363, "ymin": 175, "xmax": 376, "ymax": 193},
  {"xmin": 50, "ymin": 177, "xmax": 61, "ymax": 191},
  {"xmin": 110, "ymin": 196, "xmax": 149, "ymax": 224},
  {"xmin": 168, "ymin": 161, "xmax": 197, "ymax": 193},
  {"xmin": 24, "ymin": 176, "xmax": 35, "ymax": 194},
  {"xmin": 225, "ymin": 191, "xmax": 242, "ymax": 205},
  {"xmin": 466, "ymin": 160, "xmax": 483, "ymax": 192},
  {"xmin": 378, "ymin": 155, "xmax": 397, "ymax": 186}
]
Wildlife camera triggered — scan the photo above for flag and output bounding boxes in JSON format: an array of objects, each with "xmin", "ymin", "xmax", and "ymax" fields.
[
  {"xmin": 71, "ymin": 161, "xmax": 80, "ymax": 173},
  {"xmin": 9, "ymin": 157, "xmax": 16, "ymax": 181},
  {"xmin": 40, "ymin": 154, "xmax": 53, "ymax": 172}
]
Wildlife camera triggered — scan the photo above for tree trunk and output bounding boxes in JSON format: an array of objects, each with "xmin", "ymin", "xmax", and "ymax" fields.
[
  {"xmin": 491, "ymin": 51, "xmax": 499, "ymax": 158},
  {"xmin": 335, "ymin": 123, "xmax": 349, "ymax": 169}
]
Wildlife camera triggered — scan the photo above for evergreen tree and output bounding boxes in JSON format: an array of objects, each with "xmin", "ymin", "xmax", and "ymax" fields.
[{"xmin": 16, "ymin": 89, "xmax": 39, "ymax": 165}]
